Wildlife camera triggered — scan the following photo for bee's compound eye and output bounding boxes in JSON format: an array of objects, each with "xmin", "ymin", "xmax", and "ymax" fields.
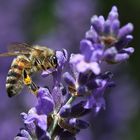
[{"xmin": 50, "ymin": 55, "xmax": 57, "ymax": 68}]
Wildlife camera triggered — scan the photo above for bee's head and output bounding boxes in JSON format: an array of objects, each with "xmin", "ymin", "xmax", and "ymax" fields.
[{"xmin": 48, "ymin": 55, "xmax": 58, "ymax": 68}]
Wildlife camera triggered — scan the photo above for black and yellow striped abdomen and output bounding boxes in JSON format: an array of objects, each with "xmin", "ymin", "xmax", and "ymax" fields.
[{"xmin": 6, "ymin": 56, "xmax": 31, "ymax": 97}]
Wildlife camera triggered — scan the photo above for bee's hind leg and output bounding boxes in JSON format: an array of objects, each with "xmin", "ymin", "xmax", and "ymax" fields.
[
  {"xmin": 23, "ymin": 69, "xmax": 39, "ymax": 95},
  {"xmin": 28, "ymin": 81, "xmax": 39, "ymax": 95}
]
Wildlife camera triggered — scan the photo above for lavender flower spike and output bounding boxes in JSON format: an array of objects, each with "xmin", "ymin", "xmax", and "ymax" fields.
[
  {"xmin": 86, "ymin": 5, "xmax": 134, "ymax": 63},
  {"xmin": 21, "ymin": 108, "xmax": 47, "ymax": 132}
]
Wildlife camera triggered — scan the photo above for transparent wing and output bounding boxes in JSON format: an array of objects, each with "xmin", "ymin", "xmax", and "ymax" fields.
[
  {"xmin": 0, "ymin": 43, "xmax": 32, "ymax": 57},
  {"xmin": 8, "ymin": 42, "xmax": 32, "ymax": 53},
  {"xmin": 8, "ymin": 43, "xmax": 44, "ymax": 53},
  {"xmin": 0, "ymin": 52, "xmax": 29, "ymax": 57}
]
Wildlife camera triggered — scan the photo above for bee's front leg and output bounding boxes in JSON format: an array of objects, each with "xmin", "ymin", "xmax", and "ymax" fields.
[{"xmin": 23, "ymin": 69, "xmax": 39, "ymax": 95}]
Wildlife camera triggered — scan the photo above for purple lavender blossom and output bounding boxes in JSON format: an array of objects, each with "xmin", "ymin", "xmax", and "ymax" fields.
[
  {"xmin": 20, "ymin": 108, "xmax": 48, "ymax": 139},
  {"xmin": 19, "ymin": 87, "xmax": 55, "ymax": 139},
  {"xmin": 15, "ymin": 129, "xmax": 32, "ymax": 140},
  {"xmin": 69, "ymin": 6, "xmax": 134, "ymax": 81},
  {"xmin": 86, "ymin": 6, "xmax": 134, "ymax": 63},
  {"xmin": 59, "ymin": 6, "xmax": 134, "ymax": 139},
  {"xmin": 14, "ymin": 5, "xmax": 134, "ymax": 140},
  {"xmin": 69, "ymin": 118, "xmax": 89, "ymax": 129},
  {"xmin": 36, "ymin": 87, "xmax": 55, "ymax": 115},
  {"xmin": 70, "ymin": 53, "xmax": 101, "ymax": 75}
]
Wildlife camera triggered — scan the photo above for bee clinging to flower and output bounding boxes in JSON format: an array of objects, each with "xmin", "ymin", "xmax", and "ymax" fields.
[{"xmin": 0, "ymin": 43, "xmax": 58, "ymax": 97}]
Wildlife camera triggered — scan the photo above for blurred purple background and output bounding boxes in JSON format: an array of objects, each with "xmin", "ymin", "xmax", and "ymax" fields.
[{"xmin": 0, "ymin": 0, "xmax": 139, "ymax": 139}]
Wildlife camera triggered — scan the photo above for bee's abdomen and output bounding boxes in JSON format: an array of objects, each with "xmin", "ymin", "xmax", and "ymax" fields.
[{"xmin": 6, "ymin": 64, "xmax": 23, "ymax": 97}]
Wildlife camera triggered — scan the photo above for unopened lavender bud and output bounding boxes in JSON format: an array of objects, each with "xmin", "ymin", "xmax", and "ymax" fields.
[
  {"xmin": 15, "ymin": 129, "xmax": 32, "ymax": 140},
  {"xmin": 85, "ymin": 27, "xmax": 98, "ymax": 42},
  {"xmin": 120, "ymin": 47, "xmax": 134, "ymax": 54},
  {"xmin": 60, "ymin": 101, "xmax": 91, "ymax": 118},
  {"xmin": 118, "ymin": 23, "xmax": 134, "ymax": 38},
  {"xmin": 59, "ymin": 105, "xmax": 71, "ymax": 118},
  {"xmin": 63, "ymin": 72, "xmax": 75, "ymax": 86},
  {"xmin": 111, "ymin": 19, "xmax": 120, "ymax": 35},
  {"xmin": 77, "ymin": 86, "xmax": 88, "ymax": 95},
  {"xmin": 70, "ymin": 101, "xmax": 91, "ymax": 117},
  {"xmin": 91, "ymin": 15, "xmax": 104, "ymax": 33},
  {"xmin": 104, "ymin": 20, "xmax": 111, "ymax": 34},
  {"xmin": 69, "ymin": 119, "xmax": 89, "ymax": 129},
  {"xmin": 104, "ymin": 47, "xmax": 118, "ymax": 61},
  {"xmin": 114, "ymin": 53, "xmax": 129, "ymax": 62},
  {"xmin": 80, "ymin": 39, "xmax": 93, "ymax": 58},
  {"xmin": 115, "ymin": 35, "xmax": 133, "ymax": 50},
  {"xmin": 108, "ymin": 6, "xmax": 118, "ymax": 21}
]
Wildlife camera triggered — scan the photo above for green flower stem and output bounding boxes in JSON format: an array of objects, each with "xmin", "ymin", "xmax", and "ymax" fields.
[
  {"xmin": 48, "ymin": 96, "xmax": 76, "ymax": 138},
  {"xmin": 48, "ymin": 115, "xmax": 59, "ymax": 137},
  {"xmin": 65, "ymin": 95, "xmax": 76, "ymax": 105}
]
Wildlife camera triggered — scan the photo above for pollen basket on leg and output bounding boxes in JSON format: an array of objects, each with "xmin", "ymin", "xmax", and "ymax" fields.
[
  {"xmin": 23, "ymin": 70, "xmax": 32, "ymax": 85},
  {"xmin": 24, "ymin": 74, "xmax": 32, "ymax": 85}
]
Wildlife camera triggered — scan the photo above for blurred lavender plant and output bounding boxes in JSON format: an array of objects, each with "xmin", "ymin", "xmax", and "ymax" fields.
[{"xmin": 14, "ymin": 6, "xmax": 134, "ymax": 140}]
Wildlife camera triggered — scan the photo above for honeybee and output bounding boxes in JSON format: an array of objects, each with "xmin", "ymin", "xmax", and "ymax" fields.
[{"xmin": 0, "ymin": 43, "xmax": 58, "ymax": 97}]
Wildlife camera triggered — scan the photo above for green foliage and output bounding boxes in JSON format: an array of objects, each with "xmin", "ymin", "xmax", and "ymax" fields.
[{"xmin": 24, "ymin": 0, "xmax": 56, "ymax": 42}]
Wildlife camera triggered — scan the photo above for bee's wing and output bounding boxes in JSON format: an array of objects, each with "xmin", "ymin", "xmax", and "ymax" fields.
[
  {"xmin": 8, "ymin": 42, "xmax": 32, "ymax": 52},
  {"xmin": 8, "ymin": 43, "xmax": 44, "ymax": 53},
  {"xmin": 0, "ymin": 52, "xmax": 28, "ymax": 57},
  {"xmin": 0, "ymin": 43, "xmax": 32, "ymax": 57}
]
